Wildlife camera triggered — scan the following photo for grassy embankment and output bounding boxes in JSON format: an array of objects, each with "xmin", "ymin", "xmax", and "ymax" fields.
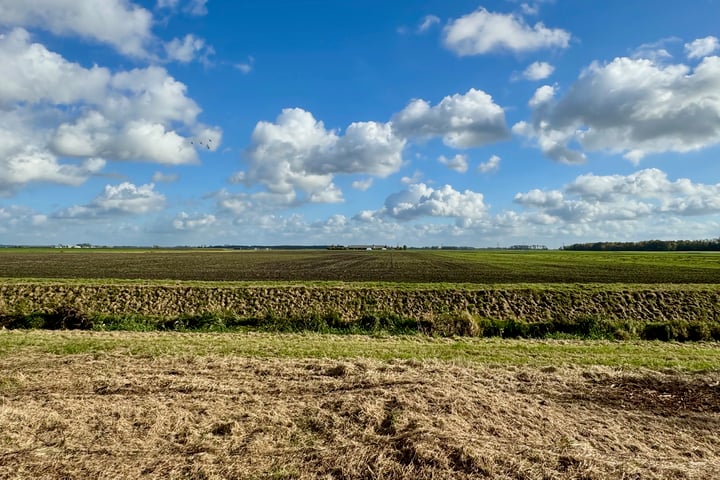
[{"xmin": 1, "ymin": 281, "xmax": 719, "ymax": 340}]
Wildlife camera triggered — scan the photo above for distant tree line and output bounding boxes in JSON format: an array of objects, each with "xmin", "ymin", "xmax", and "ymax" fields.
[{"xmin": 562, "ymin": 239, "xmax": 720, "ymax": 251}]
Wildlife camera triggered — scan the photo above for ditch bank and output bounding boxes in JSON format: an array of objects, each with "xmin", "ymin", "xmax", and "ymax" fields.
[{"xmin": 1, "ymin": 282, "xmax": 719, "ymax": 326}]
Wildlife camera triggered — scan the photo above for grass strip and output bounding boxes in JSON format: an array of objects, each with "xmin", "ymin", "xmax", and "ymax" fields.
[{"xmin": 0, "ymin": 330, "xmax": 718, "ymax": 372}]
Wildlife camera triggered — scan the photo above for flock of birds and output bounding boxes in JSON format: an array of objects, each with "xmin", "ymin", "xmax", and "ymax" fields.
[{"xmin": 190, "ymin": 138, "xmax": 213, "ymax": 149}]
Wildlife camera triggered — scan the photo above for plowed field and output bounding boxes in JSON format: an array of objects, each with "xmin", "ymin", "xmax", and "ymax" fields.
[{"xmin": 1, "ymin": 249, "xmax": 719, "ymax": 283}]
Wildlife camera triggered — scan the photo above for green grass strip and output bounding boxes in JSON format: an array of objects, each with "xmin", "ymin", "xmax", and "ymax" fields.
[{"xmin": 0, "ymin": 330, "xmax": 718, "ymax": 372}]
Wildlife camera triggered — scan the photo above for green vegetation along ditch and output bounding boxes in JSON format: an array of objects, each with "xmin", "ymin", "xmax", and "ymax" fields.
[{"xmin": 1, "ymin": 281, "xmax": 719, "ymax": 341}]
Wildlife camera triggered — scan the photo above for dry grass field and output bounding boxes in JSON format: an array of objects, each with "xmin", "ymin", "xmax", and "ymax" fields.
[{"xmin": 1, "ymin": 331, "xmax": 719, "ymax": 479}]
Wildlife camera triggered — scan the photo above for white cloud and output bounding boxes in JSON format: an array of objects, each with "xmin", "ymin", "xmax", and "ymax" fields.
[
  {"xmin": 51, "ymin": 114, "xmax": 202, "ymax": 165},
  {"xmin": 0, "ymin": 105, "xmax": 107, "ymax": 195},
  {"xmin": 401, "ymin": 170, "xmax": 423, "ymax": 185},
  {"xmin": 515, "ymin": 169, "xmax": 720, "ymax": 223},
  {"xmin": 157, "ymin": 0, "xmax": 207, "ymax": 16},
  {"xmin": 0, "ymin": 0, "xmax": 154, "ymax": 58},
  {"xmin": 236, "ymin": 63, "xmax": 252, "ymax": 74},
  {"xmin": 107, "ymin": 66, "xmax": 202, "ymax": 124},
  {"xmin": 56, "ymin": 182, "xmax": 166, "ymax": 218},
  {"xmin": 520, "ymin": 3, "xmax": 539, "ymax": 16},
  {"xmin": 309, "ymin": 184, "xmax": 344, "ymax": 204},
  {"xmin": 215, "ymin": 190, "xmax": 252, "ymax": 215},
  {"xmin": 352, "ymin": 178, "xmax": 373, "ymax": 191},
  {"xmin": 238, "ymin": 88, "xmax": 509, "ymax": 205},
  {"xmin": 685, "ymin": 36, "xmax": 719, "ymax": 59},
  {"xmin": 514, "ymin": 188, "xmax": 564, "ymax": 208},
  {"xmin": 374, "ymin": 183, "xmax": 488, "ymax": 223},
  {"xmin": 0, "ymin": 152, "xmax": 105, "ymax": 197},
  {"xmin": 238, "ymin": 108, "xmax": 405, "ymax": 205},
  {"xmin": 528, "ymin": 84, "xmax": 555, "ymax": 108},
  {"xmin": 156, "ymin": 0, "xmax": 179, "ymax": 8},
  {"xmin": 392, "ymin": 88, "xmax": 509, "ymax": 148},
  {"xmin": 0, "ymin": 29, "xmax": 221, "ymax": 191},
  {"xmin": 0, "ymin": 205, "xmax": 48, "ymax": 235},
  {"xmin": 477, "ymin": 155, "xmax": 501, "ymax": 174},
  {"xmin": 235, "ymin": 56, "xmax": 255, "ymax": 74},
  {"xmin": 438, "ymin": 154, "xmax": 468, "ymax": 173},
  {"xmin": 443, "ymin": 7, "xmax": 570, "ymax": 56},
  {"xmin": 522, "ymin": 61, "xmax": 554, "ymax": 80},
  {"xmin": 0, "ymin": 29, "xmax": 110, "ymax": 106},
  {"xmin": 515, "ymin": 56, "xmax": 720, "ymax": 163},
  {"xmin": 185, "ymin": 0, "xmax": 208, "ymax": 16},
  {"xmin": 164, "ymin": 34, "xmax": 206, "ymax": 63},
  {"xmin": 417, "ymin": 15, "xmax": 440, "ymax": 33},
  {"xmin": 632, "ymin": 38, "xmax": 678, "ymax": 63},
  {"xmin": 173, "ymin": 211, "xmax": 216, "ymax": 230},
  {"xmin": 152, "ymin": 171, "xmax": 179, "ymax": 183}
]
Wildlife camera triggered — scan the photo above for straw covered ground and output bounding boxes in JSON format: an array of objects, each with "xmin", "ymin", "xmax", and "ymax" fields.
[{"xmin": 1, "ymin": 331, "xmax": 719, "ymax": 479}]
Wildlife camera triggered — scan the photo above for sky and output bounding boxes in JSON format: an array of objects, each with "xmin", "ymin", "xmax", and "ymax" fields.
[{"xmin": 1, "ymin": 0, "xmax": 720, "ymax": 248}]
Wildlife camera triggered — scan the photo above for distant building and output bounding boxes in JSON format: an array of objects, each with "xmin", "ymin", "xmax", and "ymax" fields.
[{"xmin": 509, "ymin": 244, "xmax": 548, "ymax": 250}]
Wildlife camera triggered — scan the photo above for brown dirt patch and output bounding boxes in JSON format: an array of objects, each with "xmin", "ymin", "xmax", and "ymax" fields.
[{"xmin": 0, "ymin": 354, "xmax": 719, "ymax": 479}]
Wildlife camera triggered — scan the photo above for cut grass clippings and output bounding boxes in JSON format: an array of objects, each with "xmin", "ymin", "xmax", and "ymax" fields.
[{"xmin": 0, "ymin": 331, "xmax": 719, "ymax": 479}]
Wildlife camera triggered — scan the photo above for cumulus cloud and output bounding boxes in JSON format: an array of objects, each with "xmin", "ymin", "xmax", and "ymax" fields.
[
  {"xmin": 514, "ymin": 169, "xmax": 720, "ymax": 223},
  {"xmin": 0, "ymin": 29, "xmax": 220, "ymax": 193},
  {"xmin": 237, "ymin": 108, "xmax": 405, "ymax": 205},
  {"xmin": 392, "ymin": 88, "xmax": 509, "ymax": 148},
  {"xmin": 237, "ymin": 88, "xmax": 509, "ymax": 205},
  {"xmin": 55, "ymin": 182, "xmax": 165, "ymax": 218},
  {"xmin": 521, "ymin": 61, "xmax": 554, "ymax": 80},
  {"xmin": 527, "ymin": 84, "xmax": 555, "ymax": 108},
  {"xmin": 514, "ymin": 55, "xmax": 720, "ymax": 163},
  {"xmin": 164, "ymin": 34, "xmax": 208, "ymax": 63},
  {"xmin": 173, "ymin": 211, "xmax": 216, "ymax": 230},
  {"xmin": 477, "ymin": 155, "xmax": 501, "ymax": 174},
  {"xmin": 0, "ymin": 104, "xmax": 107, "ymax": 196},
  {"xmin": 0, "ymin": 29, "xmax": 110, "ymax": 106},
  {"xmin": 370, "ymin": 183, "xmax": 488, "ymax": 224},
  {"xmin": 438, "ymin": 154, "xmax": 468, "ymax": 173},
  {"xmin": 685, "ymin": 36, "xmax": 719, "ymax": 59},
  {"xmin": 0, "ymin": 152, "xmax": 105, "ymax": 197},
  {"xmin": 514, "ymin": 188, "xmax": 564, "ymax": 208},
  {"xmin": 443, "ymin": 7, "xmax": 570, "ymax": 56},
  {"xmin": 0, "ymin": 0, "xmax": 154, "ymax": 58}
]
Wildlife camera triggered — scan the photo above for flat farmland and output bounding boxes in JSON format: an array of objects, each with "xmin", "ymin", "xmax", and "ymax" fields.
[
  {"xmin": 2, "ymin": 250, "xmax": 720, "ymax": 479},
  {"xmin": 1, "ymin": 248, "xmax": 719, "ymax": 283}
]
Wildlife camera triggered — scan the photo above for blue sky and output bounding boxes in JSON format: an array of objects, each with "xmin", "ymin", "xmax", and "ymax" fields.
[{"xmin": 1, "ymin": 0, "xmax": 720, "ymax": 247}]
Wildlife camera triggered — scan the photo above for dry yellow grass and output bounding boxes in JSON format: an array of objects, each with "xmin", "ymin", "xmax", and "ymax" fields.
[{"xmin": 0, "ymin": 332, "xmax": 719, "ymax": 479}]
